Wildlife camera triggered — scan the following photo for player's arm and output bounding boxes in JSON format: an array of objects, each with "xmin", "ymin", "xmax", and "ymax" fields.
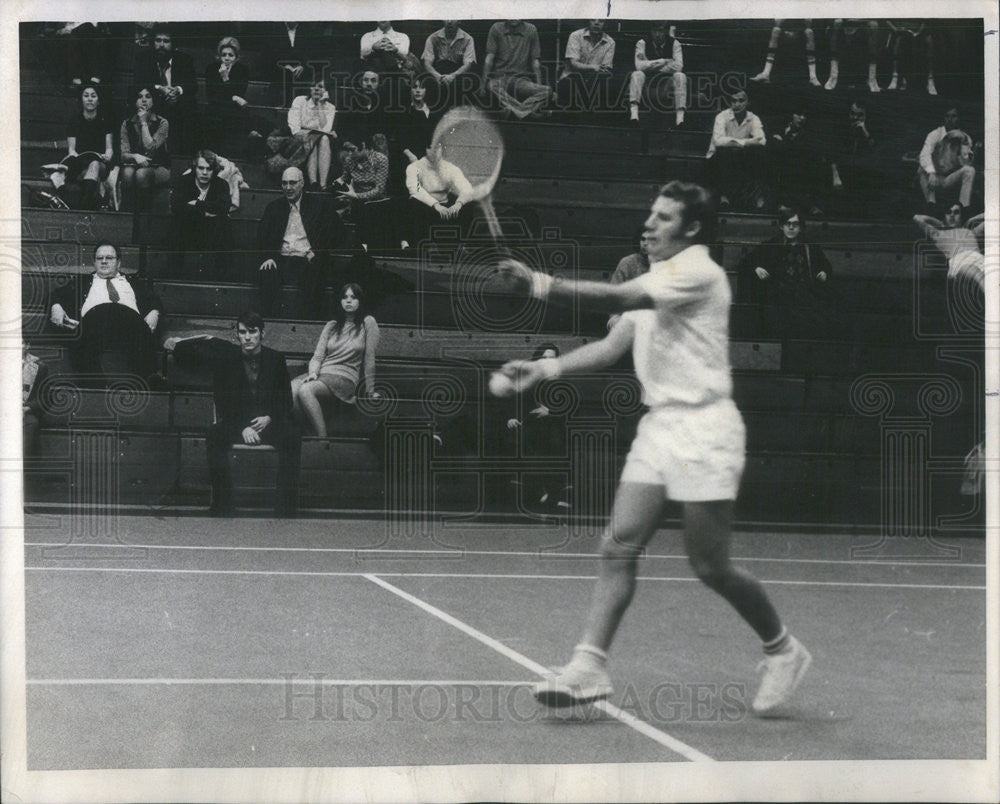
[
  {"xmin": 499, "ymin": 258, "xmax": 655, "ymax": 313},
  {"xmin": 501, "ymin": 316, "xmax": 635, "ymax": 392}
]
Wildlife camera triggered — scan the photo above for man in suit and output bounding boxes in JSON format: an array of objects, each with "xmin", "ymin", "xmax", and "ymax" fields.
[
  {"xmin": 133, "ymin": 24, "xmax": 198, "ymax": 154},
  {"xmin": 258, "ymin": 166, "xmax": 346, "ymax": 319},
  {"xmin": 169, "ymin": 149, "xmax": 233, "ymax": 279},
  {"xmin": 169, "ymin": 312, "xmax": 300, "ymax": 517},
  {"xmin": 48, "ymin": 242, "xmax": 163, "ymax": 382}
]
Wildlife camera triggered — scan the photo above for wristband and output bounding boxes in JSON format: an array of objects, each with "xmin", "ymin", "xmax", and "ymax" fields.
[
  {"xmin": 530, "ymin": 271, "xmax": 554, "ymax": 300},
  {"xmin": 537, "ymin": 357, "xmax": 562, "ymax": 380}
]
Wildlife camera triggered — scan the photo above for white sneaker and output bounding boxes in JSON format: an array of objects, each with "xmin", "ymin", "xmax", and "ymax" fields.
[
  {"xmin": 927, "ymin": 78, "xmax": 938, "ymax": 96},
  {"xmin": 752, "ymin": 635, "xmax": 811, "ymax": 716},
  {"xmin": 824, "ymin": 75, "xmax": 838, "ymax": 91},
  {"xmin": 750, "ymin": 71, "xmax": 770, "ymax": 83},
  {"xmin": 887, "ymin": 76, "xmax": 899, "ymax": 90},
  {"xmin": 533, "ymin": 663, "xmax": 613, "ymax": 708},
  {"xmin": 628, "ymin": 106, "xmax": 639, "ymax": 122},
  {"xmin": 961, "ymin": 441, "xmax": 984, "ymax": 496},
  {"xmin": 868, "ymin": 79, "xmax": 881, "ymax": 93}
]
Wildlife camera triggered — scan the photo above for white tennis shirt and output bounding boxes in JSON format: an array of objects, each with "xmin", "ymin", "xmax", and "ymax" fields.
[{"xmin": 621, "ymin": 244, "xmax": 733, "ymax": 409}]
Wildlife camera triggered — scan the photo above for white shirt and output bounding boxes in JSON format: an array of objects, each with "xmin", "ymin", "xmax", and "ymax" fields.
[
  {"xmin": 287, "ymin": 95, "xmax": 335, "ymax": 136},
  {"xmin": 360, "ymin": 27, "xmax": 410, "ymax": 59},
  {"xmin": 281, "ymin": 199, "xmax": 312, "ymax": 256},
  {"xmin": 706, "ymin": 109, "xmax": 766, "ymax": 157},
  {"xmin": 919, "ymin": 125, "xmax": 947, "ymax": 174},
  {"xmin": 621, "ymin": 245, "xmax": 732, "ymax": 409},
  {"xmin": 81, "ymin": 274, "xmax": 139, "ymax": 317}
]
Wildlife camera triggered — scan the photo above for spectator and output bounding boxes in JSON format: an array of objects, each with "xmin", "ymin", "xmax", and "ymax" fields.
[
  {"xmin": 918, "ymin": 108, "xmax": 975, "ymax": 216},
  {"xmin": 339, "ymin": 69, "xmax": 390, "ymax": 149},
  {"xmin": 395, "ymin": 77, "xmax": 439, "ymax": 164},
  {"xmin": 503, "ymin": 344, "xmax": 570, "ymax": 514},
  {"xmin": 768, "ymin": 109, "xmax": 825, "ymax": 216},
  {"xmin": 607, "ymin": 230, "xmax": 651, "ymax": 330},
  {"xmin": 257, "ymin": 167, "xmax": 346, "ymax": 320},
  {"xmin": 49, "ymin": 83, "xmax": 115, "ymax": 210},
  {"xmin": 50, "ymin": 22, "xmax": 114, "ymax": 90},
  {"xmin": 259, "ymin": 22, "xmax": 323, "ymax": 107},
  {"xmin": 750, "ymin": 19, "xmax": 821, "ymax": 87},
  {"xmin": 119, "ymin": 86, "xmax": 170, "ymax": 212},
  {"xmin": 824, "ymin": 19, "xmax": 881, "ymax": 93},
  {"xmin": 628, "ymin": 21, "xmax": 686, "ymax": 126},
  {"xmin": 203, "ymin": 36, "xmax": 263, "ymax": 158},
  {"xmin": 22, "ymin": 343, "xmax": 49, "ymax": 457},
  {"xmin": 830, "ymin": 99, "xmax": 878, "ymax": 215},
  {"xmin": 360, "ymin": 20, "xmax": 412, "ymax": 76},
  {"xmin": 287, "ymin": 77, "xmax": 337, "ymax": 191},
  {"xmin": 132, "ymin": 24, "xmax": 198, "ymax": 154},
  {"xmin": 482, "ymin": 20, "xmax": 554, "ymax": 120},
  {"xmin": 290, "ymin": 283, "xmax": 380, "ymax": 437},
  {"xmin": 48, "ymin": 242, "xmax": 163, "ymax": 381},
  {"xmin": 403, "ymin": 140, "xmax": 476, "ymax": 249},
  {"xmin": 169, "ymin": 150, "xmax": 232, "ymax": 279},
  {"xmin": 913, "ymin": 207, "xmax": 986, "ymax": 289},
  {"xmin": 706, "ymin": 89, "xmax": 766, "ymax": 210},
  {"xmin": 335, "ymin": 136, "xmax": 392, "ymax": 251},
  {"xmin": 886, "ymin": 20, "xmax": 937, "ymax": 95},
  {"xmin": 421, "ymin": 20, "xmax": 478, "ymax": 110},
  {"xmin": 557, "ymin": 20, "xmax": 617, "ymax": 115},
  {"xmin": 169, "ymin": 311, "xmax": 300, "ymax": 517},
  {"xmin": 736, "ymin": 206, "xmax": 835, "ymax": 337}
]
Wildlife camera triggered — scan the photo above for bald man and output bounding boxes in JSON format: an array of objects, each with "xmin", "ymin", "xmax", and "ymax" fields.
[{"xmin": 257, "ymin": 167, "xmax": 345, "ymax": 319}]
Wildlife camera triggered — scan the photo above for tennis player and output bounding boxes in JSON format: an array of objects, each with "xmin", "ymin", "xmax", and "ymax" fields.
[{"xmin": 497, "ymin": 180, "xmax": 811, "ymax": 716}]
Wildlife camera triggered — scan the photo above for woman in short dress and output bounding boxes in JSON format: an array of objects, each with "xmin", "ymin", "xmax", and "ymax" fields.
[
  {"xmin": 64, "ymin": 83, "xmax": 115, "ymax": 209},
  {"xmin": 287, "ymin": 77, "xmax": 337, "ymax": 190},
  {"xmin": 291, "ymin": 283, "xmax": 380, "ymax": 436}
]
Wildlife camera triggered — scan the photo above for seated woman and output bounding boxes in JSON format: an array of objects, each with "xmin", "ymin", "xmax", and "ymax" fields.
[
  {"xmin": 120, "ymin": 85, "xmax": 170, "ymax": 212},
  {"xmin": 402, "ymin": 140, "xmax": 476, "ymax": 249},
  {"xmin": 203, "ymin": 36, "xmax": 261, "ymax": 158},
  {"xmin": 59, "ymin": 83, "xmax": 115, "ymax": 210},
  {"xmin": 291, "ymin": 283, "xmax": 380, "ymax": 437},
  {"xmin": 336, "ymin": 134, "xmax": 392, "ymax": 249},
  {"xmin": 287, "ymin": 77, "xmax": 337, "ymax": 191}
]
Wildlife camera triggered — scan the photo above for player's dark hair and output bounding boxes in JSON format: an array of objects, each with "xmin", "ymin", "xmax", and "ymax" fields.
[
  {"xmin": 331, "ymin": 283, "xmax": 370, "ymax": 338},
  {"xmin": 531, "ymin": 343, "xmax": 560, "ymax": 361},
  {"xmin": 657, "ymin": 180, "xmax": 717, "ymax": 245},
  {"xmin": 237, "ymin": 311, "xmax": 264, "ymax": 332},
  {"xmin": 92, "ymin": 242, "xmax": 120, "ymax": 261},
  {"xmin": 151, "ymin": 23, "xmax": 173, "ymax": 40}
]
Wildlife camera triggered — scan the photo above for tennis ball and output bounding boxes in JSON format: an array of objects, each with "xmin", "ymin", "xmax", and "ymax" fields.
[{"xmin": 489, "ymin": 371, "xmax": 517, "ymax": 398}]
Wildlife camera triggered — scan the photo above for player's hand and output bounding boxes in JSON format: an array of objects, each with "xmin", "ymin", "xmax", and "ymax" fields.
[
  {"xmin": 506, "ymin": 418, "xmax": 521, "ymax": 430},
  {"xmin": 927, "ymin": 173, "xmax": 940, "ymax": 190},
  {"xmin": 241, "ymin": 426, "xmax": 261, "ymax": 445},
  {"xmin": 305, "ymin": 372, "xmax": 318, "ymax": 383},
  {"xmin": 816, "ymin": 271, "xmax": 828, "ymax": 282},
  {"xmin": 498, "ymin": 359, "xmax": 544, "ymax": 394},
  {"xmin": 529, "ymin": 405, "xmax": 550, "ymax": 418},
  {"xmin": 496, "ymin": 258, "xmax": 533, "ymax": 294},
  {"xmin": 260, "ymin": 258, "xmax": 277, "ymax": 271},
  {"xmin": 250, "ymin": 415, "xmax": 271, "ymax": 432},
  {"xmin": 755, "ymin": 267, "xmax": 770, "ymax": 280}
]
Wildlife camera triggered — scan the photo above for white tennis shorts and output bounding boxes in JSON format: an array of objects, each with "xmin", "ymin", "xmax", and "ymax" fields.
[{"xmin": 619, "ymin": 399, "xmax": 746, "ymax": 501}]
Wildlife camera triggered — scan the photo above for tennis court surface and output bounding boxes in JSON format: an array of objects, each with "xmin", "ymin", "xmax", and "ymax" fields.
[{"xmin": 23, "ymin": 513, "xmax": 986, "ymax": 768}]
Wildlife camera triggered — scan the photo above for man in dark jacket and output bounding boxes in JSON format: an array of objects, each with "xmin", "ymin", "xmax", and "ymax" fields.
[
  {"xmin": 258, "ymin": 166, "xmax": 346, "ymax": 319},
  {"xmin": 48, "ymin": 242, "xmax": 163, "ymax": 381},
  {"xmin": 132, "ymin": 24, "xmax": 198, "ymax": 153},
  {"xmin": 172, "ymin": 311, "xmax": 300, "ymax": 517},
  {"xmin": 169, "ymin": 150, "xmax": 233, "ymax": 279}
]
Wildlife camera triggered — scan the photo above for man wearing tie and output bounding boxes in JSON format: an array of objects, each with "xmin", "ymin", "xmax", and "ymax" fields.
[
  {"xmin": 257, "ymin": 166, "xmax": 345, "ymax": 319},
  {"xmin": 48, "ymin": 242, "xmax": 163, "ymax": 382},
  {"xmin": 134, "ymin": 23, "xmax": 198, "ymax": 154}
]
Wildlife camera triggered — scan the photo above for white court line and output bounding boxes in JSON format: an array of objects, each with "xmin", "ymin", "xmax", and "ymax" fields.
[
  {"xmin": 362, "ymin": 573, "xmax": 714, "ymax": 763},
  {"xmin": 22, "ymin": 541, "xmax": 986, "ymax": 569},
  {"xmin": 27, "ymin": 678, "xmax": 528, "ymax": 687},
  {"xmin": 23, "ymin": 566, "xmax": 986, "ymax": 591}
]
